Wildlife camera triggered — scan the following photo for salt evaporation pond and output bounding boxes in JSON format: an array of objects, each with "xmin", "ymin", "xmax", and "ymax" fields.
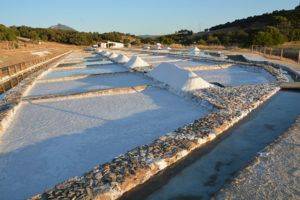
[
  {"xmin": 42, "ymin": 64, "xmax": 128, "ymax": 79},
  {"xmin": 173, "ymin": 60, "xmax": 217, "ymax": 68},
  {"xmin": 143, "ymin": 56, "xmax": 181, "ymax": 64},
  {"xmin": 194, "ymin": 65, "xmax": 276, "ymax": 86},
  {"xmin": 84, "ymin": 59, "xmax": 113, "ymax": 66},
  {"xmin": 26, "ymin": 73, "xmax": 153, "ymax": 97},
  {"xmin": 139, "ymin": 55, "xmax": 168, "ymax": 59},
  {"xmin": 122, "ymin": 91, "xmax": 300, "ymax": 200},
  {"xmin": 56, "ymin": 60, "xmax": 114, "ymax": 69},
  {"xmin": 0, "ymin": 87, "xmax": 209, "ymax": 200}
]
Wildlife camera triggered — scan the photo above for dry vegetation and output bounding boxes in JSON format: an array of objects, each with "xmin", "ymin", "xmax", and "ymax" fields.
[{"xmin": 0, "ymin": 41, "xmax": 78, "ymax": 67}]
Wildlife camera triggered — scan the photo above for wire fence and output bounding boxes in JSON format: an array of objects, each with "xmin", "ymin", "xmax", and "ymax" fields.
[{"xmin": 251, "ymin": 45, "xmax": 300, "ymax": 63}]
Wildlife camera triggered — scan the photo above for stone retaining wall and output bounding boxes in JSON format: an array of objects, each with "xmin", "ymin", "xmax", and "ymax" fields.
[
  {"xmin": 35, "ymin": 71, "xmax": 130, "ymax": 84},
  {"xmin": 31, "ymin": 84, "xmax": 279, "ymax": 200}
]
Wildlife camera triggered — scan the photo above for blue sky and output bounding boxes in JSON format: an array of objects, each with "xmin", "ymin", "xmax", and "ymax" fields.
[{"xmin": 0, "ymin": 0, "xmax": 298, "ymax": 35}]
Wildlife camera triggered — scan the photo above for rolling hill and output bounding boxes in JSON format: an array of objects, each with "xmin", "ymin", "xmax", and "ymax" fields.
[
  {"xmin": 49, "ymin": 23, "xmax": 76, "ymax": 31},
  {"xmin": 208, "ymin": 5, "xmax": 300, "ymax": 33}
]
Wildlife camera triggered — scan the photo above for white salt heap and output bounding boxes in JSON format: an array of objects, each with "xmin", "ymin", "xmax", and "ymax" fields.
[
  {"xmin": 125, "ymin": 55, "xmax": 149, "ymax": 69},
  {"xmin": 189, "ymin": 47, "xmax": 200, "ymax": 55},
  {"xmin": 114, "ymin": 54, "xmax": 130, "ymax": 64},
  {"xmin": 100, "ymin": 51, "xmax": 107, "ymax": 56},
  {"xmin": 109, "ymin": 53, "xmax": 118, "ymax": 59},
  {"xmin": 148, "ymin": 62, "xmax": 211, "ymax": 92},
  {"xmin": 103, "ymin": 51, "xmax": 112, "ymax": 57},
  {"xmin": 95, "ymin": 49, "xmax": 103, "ymax": 54}
]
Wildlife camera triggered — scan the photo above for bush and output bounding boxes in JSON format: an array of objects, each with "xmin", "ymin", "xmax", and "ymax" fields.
[
  {"xmin": 253, "ymin": 26, "xmax": 287, "ymax": 46},
  {"xmin": 159, "ymin": 37, "xmax": 175, "ymax": 45},
  {"xmin": 0, "ymin": 24, "xmax": 16, "ymax": 41},
  {"xmin": 197, "ymin": 39, "xmax": 207, "ymax": 45}
]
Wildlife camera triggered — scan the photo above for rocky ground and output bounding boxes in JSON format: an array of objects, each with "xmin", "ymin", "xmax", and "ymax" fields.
[{"xmin": 216, "ymin": 116, "xmax": 300, "ymax": 200}]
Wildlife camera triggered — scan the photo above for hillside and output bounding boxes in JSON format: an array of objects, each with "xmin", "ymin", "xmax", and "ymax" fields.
[
  {"xmin": 209, "ymin": 5, "xmax": 300, "ymax": 32},
  {"xmin": 0, "ymin": 24, "xmax": 139, "ymax": 46},
  {"xmin": 143, "ymin": 5, "xmax": 300, "ymax": 47},
  {"xmin": 49, "ymin": 23, "xmax": 76, "ymax": 31},
  {"xmin": 139, "ymin": 35, "xmax": 161, "ymax": 39}
]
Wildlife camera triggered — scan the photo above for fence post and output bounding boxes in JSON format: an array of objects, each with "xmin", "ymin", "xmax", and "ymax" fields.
[
  {"xmin": 280, "ymin": 49, "xmax": 283, "ymax": 60},
  {"xmin": 260, "ymin": 46, "xmax": 262, "ymax": 54},
  {"xmin": 251, "ymin": 45, "xmax": 254, "ymax": 52},
  {"xmin": 269, "ymin": 48, "xmax": 272, "ymax": 56},
  {"xmin": 0, "ymin": 84, "xmax": 5, "ymax": 93},
  {"xmin": 298, "ymin": 50, "xmax": 300, "ymax": 64}
]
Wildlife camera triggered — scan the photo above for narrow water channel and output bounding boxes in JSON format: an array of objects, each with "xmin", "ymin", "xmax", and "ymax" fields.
[{"xmin": 121, "ymin": 90, "xmax": 300, "ymax": 200}]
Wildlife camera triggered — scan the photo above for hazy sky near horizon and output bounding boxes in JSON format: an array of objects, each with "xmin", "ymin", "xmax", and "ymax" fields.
[{"xmin": 0, "ymin": 0, "xmax": 298, "ymax": 35}]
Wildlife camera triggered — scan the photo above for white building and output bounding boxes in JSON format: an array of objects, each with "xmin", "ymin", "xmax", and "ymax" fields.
[
  {"xmin": 107, "ymin": 41, "xmax": 124, "ymax": 48},
  {"xmin": 97, "ymin": 41, "xmax": 124, "ymax": 49},
  {"xmin": 153, "ymin": 43, "xmax": 162, "ymax": 50},
  {"xmin": 99, "ymin": 43, "xmax": 107, "ymax": 48}
]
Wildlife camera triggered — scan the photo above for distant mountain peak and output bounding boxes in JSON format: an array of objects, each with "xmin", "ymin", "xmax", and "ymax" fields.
[{"xmin": 49, "ymin": 23, "xmax": 76, "ymax": 31}]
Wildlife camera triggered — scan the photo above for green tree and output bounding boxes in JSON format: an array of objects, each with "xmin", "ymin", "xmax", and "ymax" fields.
[
  {"xmin": 197, "ymin": 39, "xmax": 207, "ymax": 45},
  {"xmin": 253, "ymin": 31, "xmax": 273, "ymax": 46},
  {"xmin": 253, "ymin": 26, "xmax": 286, "ymax": 46},
  {"xmin": 288, "ymin": 29, "xmax": 300, "ymax": 41},
  {"xmin": 272, "ymin": 16, "xmax": 291, "ymax": 29},
  {"xmin": 131, "ymin": 39, "xmax": 141, "ymax": 46},
  {"xmin": 123, "ymin": 38, "xmax": 130, "ymax": 44},
  {"xmin": 0, "ymin": 24, "xmax": 16, "ymax": 41},
  {"xmin": 160, "ymin": 37, "xmax": 174, "ymax": 45},
  {"xmin": 207, "ymin": 35, "xmax": 220, "ymax": 45}
]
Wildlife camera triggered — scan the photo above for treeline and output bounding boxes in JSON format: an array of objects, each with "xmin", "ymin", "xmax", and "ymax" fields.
[
  {"xmin": 1, "ymin": 6, "xmax": 299, "ymax": 47},
  {"xmin": 0, "ymin": 24, "xmax": 138, "ymax": 45},
  {"xmin": 142, "ymin": 6, "xmax": 300, "ymax": 47}
]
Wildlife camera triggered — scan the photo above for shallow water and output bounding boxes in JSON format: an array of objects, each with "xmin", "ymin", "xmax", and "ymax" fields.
[
  {"xmin": 123, "ymin": 91, "xmax": 300, "ymax": 200},
  {"xmin": 194, "ymin": 65, "xmax": 276, "ymax": 86},
  {"xmin": 42, "ymin": 64, "xmax": 128, "ymax": 79},
  {"xmin": 27, "ymin": 73, "xmax": 152, "ymax": 97}
]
